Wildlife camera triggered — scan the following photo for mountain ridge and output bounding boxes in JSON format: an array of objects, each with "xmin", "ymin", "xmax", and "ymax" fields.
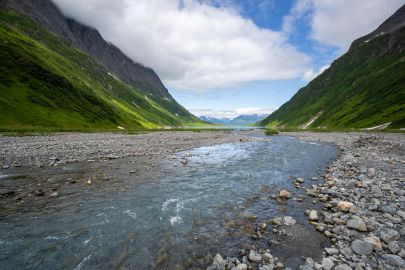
[
  {"xmin": 261, "ymin": 4, "xmax": 405, "ymax": 130},
  {"xmin": 199, "ymin": 114, "xmax": 268, "ymax": 126},
  {"xmin": 0, "ymin": 1, "xmax": 203, "ymax": 131}
]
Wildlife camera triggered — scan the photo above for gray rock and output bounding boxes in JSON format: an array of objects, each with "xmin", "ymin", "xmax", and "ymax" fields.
[
  {"xmin": 325, "ymin": 248, "xmax": 339, "ymax": 255},
  {"xmin": 234, "ymin": 264, "xmax": 248, "ymax": 270},
  {"xmin": 248, "ymin": 250, "xmax": 262, "ymax": 263},
  {"xmin": 309, "ymin": 210, "xmax": 319, "ymax": 221},
  {"xmin": 321, "ymin": 257, "xmax": 334, "ymax": 270},
  {"xmin": 334, "ymin": 264, "xmax": 352, "ymax": 270},
  {"xmin": 381, "ymin": 254, "xmax": 405, "ymax": 268},
  {"xmin": 351, "ymin": 239, "xmax": 373, "ymax": 255},
  {"xmin": 370, "ymin": 185, "xmax": 383, "ymax": 197},
  {"xmin": 363, "ymin": 235, "xmax": 382, "ymax": 252},
  {"xmin": 283, "ymin": 216, "xmax": 296, "ymax": 226},
  {"xmin": 346, "ymin": 218, "xmax": 367, "ymax": 232},
  {"xmin": 213, "ymin": 254, "xmax": 226, "ymax": 270},
  {"xmin": 388, "ymin": 241, "xmax": 400, "ymax": 254}
]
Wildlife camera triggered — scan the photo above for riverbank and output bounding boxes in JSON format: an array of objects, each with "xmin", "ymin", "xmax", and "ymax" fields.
[
  {"xmin": 0, "ymin": 131, "xmax": 271, "ymax": 211},
  {"xmin": 0, "ymin": 131, "xmax": 265, "ymax": 169},
  {"xmin": 208, "ymin": 132, "xmax": 404, "ymax": 270}
]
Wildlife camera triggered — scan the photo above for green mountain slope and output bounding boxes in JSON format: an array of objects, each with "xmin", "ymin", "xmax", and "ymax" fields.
[
  {"xmin": 261, "ymin": 5, "xmax": 405, "ymax": 130},
  {"xmin": 0, "ymin": 10, "xmax": 203, "ymax": 131}
]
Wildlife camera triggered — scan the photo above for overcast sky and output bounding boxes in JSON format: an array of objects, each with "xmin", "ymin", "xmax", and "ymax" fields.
[{"xmin": 53, "ymin": 0, "xmax": 404, "ymax": 118}]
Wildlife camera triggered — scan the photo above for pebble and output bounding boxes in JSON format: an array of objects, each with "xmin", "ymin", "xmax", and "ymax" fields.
[
  {"xmin": 346, "ymin": 218, "xmax": 367, "ymax": 232},
  {"xmin": 248, "ymin": 250, "xmax": 263, "ymax": 263},
  {"xmin": 351, "ymin": 239, "xmax": 374, "ymax": 256},
  {"xmin": 308, "ymin": 210, "xmax": 318, "ymax": 221}
]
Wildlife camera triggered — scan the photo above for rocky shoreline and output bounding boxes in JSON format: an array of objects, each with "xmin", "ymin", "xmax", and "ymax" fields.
[
  {"xmin": 207, "ymin": 132, "xmax": 404, "ymax": 270},
  {"xmin": 0, "ymin": 131, "xmax": 265, "ymax": 169}
]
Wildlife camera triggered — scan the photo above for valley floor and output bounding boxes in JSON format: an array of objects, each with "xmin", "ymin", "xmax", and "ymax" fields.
[
  {"xmin": 0, "ymin": 131, "xmax": 261, "ymax": 169},
  {"xmin": 0, "ymin": 131, "xmax": 404, "ymax": 269}
]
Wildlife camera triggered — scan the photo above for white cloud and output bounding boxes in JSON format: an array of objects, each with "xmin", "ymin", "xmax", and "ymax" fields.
[
  {"xmin": 52, "ymin": 0, "xmax": 310, "ymax": 92},
  {"xmin": 302, "ymin": 64, "xmax": 329, "ymax": 81},
  {"xmin": 284, "ymin": 0, "xmax": 404, "ymax": 49},
  {"xmin": 191, "ymin": 107, "xmax": 276, "ymax": 118}
]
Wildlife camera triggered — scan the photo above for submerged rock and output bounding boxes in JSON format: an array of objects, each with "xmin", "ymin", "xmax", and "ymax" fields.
[
  {"xmin": 282, "ymin": 216, "xmax": 296, "ymax": 226},
  {"xmin": 279, "ymin": 190, "xmax": 291, "ymax": 199}
]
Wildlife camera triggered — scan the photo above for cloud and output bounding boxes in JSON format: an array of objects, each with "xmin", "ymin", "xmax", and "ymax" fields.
[
  {"xmin": 302, "ymin": 64, "xmax": 329, "ymax": 81},
  {"xmin": 52, "ymin": 0, "xmax": 310, "ymax": 92},
  {"xmin": 284, "ymin": 0, "xmax": 404, "ymax": 49},
  {"xmin": 190, "ymin": 107, "xmax": 276, "ymax": 118}
]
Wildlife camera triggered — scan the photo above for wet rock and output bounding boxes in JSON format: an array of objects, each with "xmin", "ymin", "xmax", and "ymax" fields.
[
  {"xmin": 351, "ymin": 239, "xmax": 373, "ymax": 255},
  {"xmin": 259, "ymin": 223, "xmax": 267, "ymax": 230},
  {"xmin": 279, "ymin": 190, "xmax": 291, "ymax": 199},
  {"xmin": 34, "ymin": 190, "xmax": 45, "ymax": 196},
  {"xmin": 381, "ymin": 254, "xmax": 405, "ymax": 268},
  {"xmin": 248, "ymin": 250, "xmax": 262, "ymax": 263},
  {"xmin": 346, "ymin": 218, "xmax": 367, "ymax": 232},
  {"xmin": 309, "ymin": 210, "xmax": 318, "ymax": 221},
  {"xmin": 282, "ymin": 216, "xmax": 296, "ymax": 226},
  {"xmin": 213, "ymin": 254, "xmax": 226, "ymax": 270},
  {"xmin": 296, "ymin": 177, "xmax": 305, "ymax": 183}
]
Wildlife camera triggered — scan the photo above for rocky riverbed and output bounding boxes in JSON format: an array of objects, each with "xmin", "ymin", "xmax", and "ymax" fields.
[
  {"xmin": 0, "ymin": 131, "xmax": 263, "ymax": 169},
  {"xmin": 0, "ymin": 131, "xmax": 269, "ymax": 211},
  {"xmin": 207, "ymin": 132, "xmax": 405, "ymax": 270}
]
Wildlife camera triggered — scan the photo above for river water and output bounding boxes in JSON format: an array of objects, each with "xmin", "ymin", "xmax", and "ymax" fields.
[{"xmin": 0, "ymin": 136, "xmax": 338, "ymax": 269}]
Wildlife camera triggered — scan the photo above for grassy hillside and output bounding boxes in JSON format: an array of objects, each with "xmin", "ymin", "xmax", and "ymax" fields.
[
  {"xmin": 0, "ymin": 11, "xmax": 203, "ymax": 132},
  {"xmin": 261, "ymin": 18, "xmax": 405, "ymax": 130}
]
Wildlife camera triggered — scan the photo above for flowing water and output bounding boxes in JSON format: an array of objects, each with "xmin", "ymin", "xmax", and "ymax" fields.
[{"xmin": 0, "ymin": 136, "xmax": 338, "ymax": 269}]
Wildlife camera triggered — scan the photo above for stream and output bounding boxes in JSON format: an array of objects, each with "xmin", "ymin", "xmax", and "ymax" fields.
[{"xmin": 0, "ymin": 136, "xmax": 339, "ymax": 269}]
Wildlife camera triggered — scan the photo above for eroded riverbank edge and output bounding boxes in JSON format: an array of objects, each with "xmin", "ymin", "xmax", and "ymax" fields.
[{"xmin": 207, "ymin": 132, "xmax": 404, "ymax": 270}]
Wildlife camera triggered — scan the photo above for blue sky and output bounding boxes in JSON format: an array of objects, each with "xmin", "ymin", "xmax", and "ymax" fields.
[
  {"xmin": 55, "ymin": 0, "xmax": 405, "ymax": 118},
  {"xmin": 170, "ymin": 0, "xmax": 336, "ymax": 117}
]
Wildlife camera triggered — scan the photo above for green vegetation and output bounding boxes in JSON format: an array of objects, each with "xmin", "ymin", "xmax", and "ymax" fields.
[
  {"xmin": 261, "ymin": 27, "xmax": 405, "ymax": 130},
  {"xmin": 0, "ymin": 11, "xmax": 205, "ymax": 131},
  {"xmin": 264, "ymin": 129, "xmax": 279, "ymax": 136}
]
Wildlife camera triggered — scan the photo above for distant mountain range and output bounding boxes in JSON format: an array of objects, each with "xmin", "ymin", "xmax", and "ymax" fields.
[
  {"xmin": 199, "ymin": 114, "xmax": 268, "ymax": 126},
  {"xmin": 0, "ymin": 0, "xmax": 203, "ymax": 131},
  {"xmin": 261, "ymin": 4, "xmax": 405, "ymax": 130}
]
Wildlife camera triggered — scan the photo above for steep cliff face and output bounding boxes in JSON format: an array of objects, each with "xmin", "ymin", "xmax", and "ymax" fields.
[
  {"xmin": 0, "ymin": 0, "xmax": 179, "ymax": 100},
  {"xmin": 261, "ymin": 5, "xmax": 405, "ymax": 130}
]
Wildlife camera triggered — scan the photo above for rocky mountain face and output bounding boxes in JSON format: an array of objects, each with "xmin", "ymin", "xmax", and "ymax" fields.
[
  {"xmin": 0, "ymin": 0, "xmax": 172, "ymax": 99},
  {"xmin": 261, "ymin": 4, "xmax": 405, "ymax": 130}
]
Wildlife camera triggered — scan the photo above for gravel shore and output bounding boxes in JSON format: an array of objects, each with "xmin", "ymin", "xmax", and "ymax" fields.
[
  {"xmin": 208, "ymin": 132, "xmax": 405, "ymax": 270},
  {"xmin": 0, "ymin": 131, "xmax": 263, "ymax": 169}
]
